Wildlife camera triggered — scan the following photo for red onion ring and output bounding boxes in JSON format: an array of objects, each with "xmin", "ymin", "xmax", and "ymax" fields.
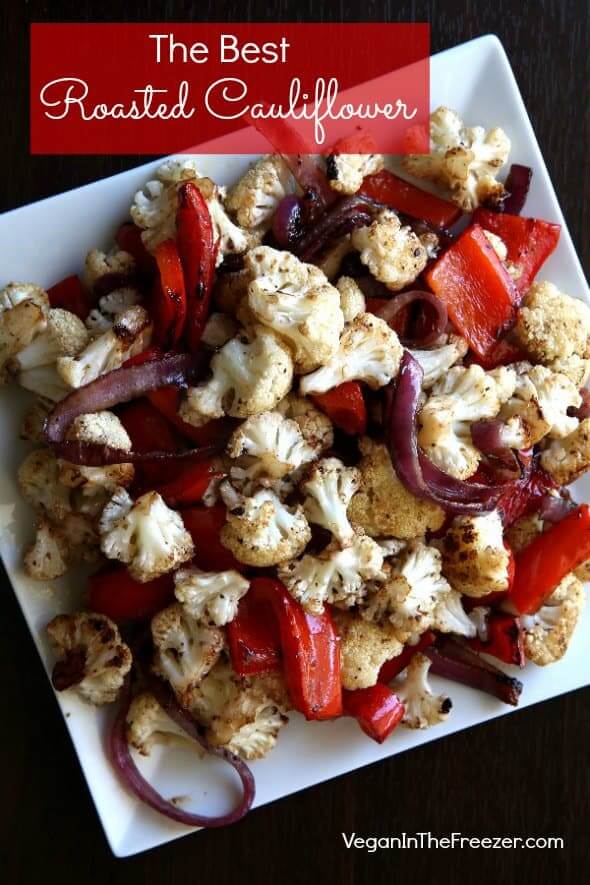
[
  {"xmin": 296, "ymin": 195, "xmax": 380, "ymax": 261},
  {"xmin": 385, "ymin": 352, "xmax": 505, "ymax": 514},
  {"xmin": 376, "ymin": 290, "xmax": 448, "ymax": 348},
  {"xmin": 272, "ymin": 195, "xmax": 304, "ymax": 247},
  {"xmin": 108, "ymin": 680, "xmax": 255, "ymax": 828},
  {"xmin": 425, "ymin": 638, "xmax": 522, "ymax": 706},
  {"xmin": 470, "ymin": 419, "xmax": 526, "ymax": 481},
  {"xmin": 43, "ymin": 352, "xmax": 219, "ymax": 466}
]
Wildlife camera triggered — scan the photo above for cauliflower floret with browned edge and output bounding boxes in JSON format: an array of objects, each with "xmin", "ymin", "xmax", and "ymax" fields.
[
  {"xmin": 418, "ymin": 365, "xmax": 516, "ymax": 480},
  {"xmin": 336, "ymin": 276, "xmax": 366, "ymax": 323},
  {"xmin": 326, "ymin": 151, "xmax": 384, "ymax": 195},
  {"xmin": 278, "ymin": 533, "xmax": 384, "ymax": 615},
  {"xmin": 301, "ymin": 457, "xmax": 361, "ymax": 546},
  {"xmin": 151, "ymin": 602, "xmax": 224, "ymax": 708},
  {"xmin": 24, "ymin": 518, "xmax": 69, "ymax": 580},
  {"xmin": 522, "ymin": 573, "xmax": 585, "ymax": 666},
  {"xmin": 514, "ymin": 281, "xmax": 590, "ymax": 364},
  {"xmin": 498, "ymin": 363, "xmax": 581, "ymax": 449},
  {"xmin": 348, "ymin": 438, "xmax": 445, "ymax": 540},
  {"xmin": 57, "ymin": 306, "xmax": 152, "ymax": 388},
  {"xmin": 409, "ymin": 336, "xmax": 469, "ymax": 390},
  {"xmin": 58, "ymin": 411, "xmax": 134, "ymax": 495},
  {"xmin": 0, "ymin": 282, "xmax": 49, "ymax": 381},
  {"xmin": 227, "ymin": 410, "xmax": 318, "ymax": 485},
  {"xmin": 505, "ymin": 512, "xmax": 545, "ymax": 554},
  {"xmin": 275, "ymin": 393, "xmax": 334, "ymax": 453},
  {"xmin": 334, "ymin": 609, "xmax": 404, "ymax": 690},
  {"xmin": 47, "ymin": 612, "xmax": 132, "ymax": 705},
  {"xmin": 246, "ymin": 246, "xmax": 344, "ymax": 373},
  {"xmin": 402, "ymin": 106, "xmax": 511, "ymax": 211},
  {"xmin": 85, "ymin": 287, "xmax": 141, "ymax": 336},
  {"xmin": 441, "ymin": 510, "xmax": 511, "ymax": 597},
  {"xmin": 225, "ymin": 155, "xmax": 293, "ymax": 229},
  {"xmin": 180, "ymin": 325, "xmax": 294, "ymax": 427},
  {"xmin": 84, "ymin": 248, "xmax": 135, "ymax": 291},
  {"xmin": 220, "ymin": 485, "xmax": 310, "ymax": 567},
  {"xmin": 189, "ymin": 660, "xmax": 290, "ymax": 760},
  {"xmin": 431, "ymin": 588, "xmax": 477, "ymax": 638},
  {"xmin": 126, "ymin": 691, "xmax": 192, "ymax": 756},
  {"xmin": 391, "ymin": 652, "xmax": 452, "ymax": 729},
  {"xmin": 174, "ymin": 566, "xmax": 249, "ymax": 627},
  {"xmin": 300, "ymin": 313, "xmax": 403, "ymax": 395},
  {"xmin": 8, "ymin": 308, "xmax": 88, "ymax": 385},
  {"xmin": 549, "ymin": 354, "xmax": 590, "ymax": 388},
  {"xmin": 21, "ymin": 397, "xmax": 54, "ymax": 443},
  {"xmin": 18, "ymin": 448, "xmax": 71, "ymax": 521},
  {"xmin": 131, "ymin": 158, "xmax": 251, "ymax": 264},
  {"xmin": 361, "ymin": 542, "xmax": 451, "ymax": 638},
  {"xmin": 200, "ymin": 312, "xmax": 239, "ymax": 349},
  {"xmin": 540, "ymin": 418, "xmax": 590, "ymax": 485},
  {"xmin": 351, "ymin": 210, "xmax": 428, "ymax": 292},
  {"xmin": 99, "ymin": 489, "xmax": 194, "ymax": 582}
]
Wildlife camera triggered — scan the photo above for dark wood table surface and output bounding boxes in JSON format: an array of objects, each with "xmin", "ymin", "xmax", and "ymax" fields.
[{"xmin": 1, "ymin": 1, "xmax": 588, "ymax": 881}]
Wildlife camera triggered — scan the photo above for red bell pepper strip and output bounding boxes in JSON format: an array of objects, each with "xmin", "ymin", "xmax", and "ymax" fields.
[
  {"xmin": 249, "ymin": 578, "xmax": 342, "ymax": 720},
  {"xmin": 47, "ymin": 275, "xmax": 93, "ymax": 320},
  {"xmin": 468, "ymin": 613, "xmax": 525, "ymax": 668},
  {"xmin": 378, "ymin": 631, "xmax": 436, "ymax": 683},
  {"xmin": 468, "ymin": 337, "xmax": 527, "ymax": 370},
  {"xmin": 180, "ymin": 504, "xmax": 242, "ymax": 572},
  {"xmin": 88, "ymin": 568, "xmax": 174, "ymax": 622},
  {"xmin": 118, "ymin": 398, "xmax": 186, "ymax": 487},
  {"xmin": 122, "ymin": 345, "xmax": 163, "ymax": 368},
  {"xmin": 152, "ymin": 239, "xmax": 187, "ymax": 347},
  {"xmin": 147, "ymin": 384, "xmax": 230, "ymax": 447},
  {"xmin": 154, "ymin": 459, "xmax": 223, "ymax": 508},
  {"xmin": 472, "ymin": 209, "xmax": 560, "ymax": 297},
  {"xmin": 360, "ymin": 169, "xmax": 461, "ymax": 229},
  {"xmin": 176, "ymin": 181, "xmax": 216, "ymax": 351},
  {"xmin": 312, "ymin": 381, "xmax": 367, "ymax": 435},
  {"xmin": 227, "ymin": 584, "xmax": 282, "ymax": 677},
  {"xmin": 115, "ymin": 222, "xmax": 156, "ymax": 276},
  {"xmin": 510, "ymin": 505, "xmax": 590, "ymax": 614},
  {"xmin": 496, "ymin": 463, "xmax": 556, "ymax": 528},
  {"xmin": 342, "ymin": 684, "xmax": 405, "ymax": 743},
  {"xmin": 424, "ymin": 224, "xmax": 517, "ymax": 359}
]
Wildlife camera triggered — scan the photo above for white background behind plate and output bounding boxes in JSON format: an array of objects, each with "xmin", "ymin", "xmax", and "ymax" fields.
[{"xmin": 0, "ymin": 35, "xmax": 588, "ymax": 856}]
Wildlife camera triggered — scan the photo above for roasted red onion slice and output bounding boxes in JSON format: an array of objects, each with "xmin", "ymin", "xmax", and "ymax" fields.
[
  {"xmin": 425, "ymin": 638, "xmax": 522, "ymax": 706},
  {"xmin": 537, "ymin": 493, "xmax": 577, "ymax": 524},
  {"xmin": 272, "ymin": 195, "xmax": 304, "ymax": 247},
  {"xmin": 500, "ymin": 164, "xmax": 533, "ymax": 215},
  {"xmin": 385, "ymin": 352, "xmax": 505, "ymax": 514},
  {"xmin": 43, "ymin": 352, "xmax": 220, "ymax": 465},
  {"xmin": 296, "ymin": 196, "xmax": 378, "ymax": 261},
  {"xmin": 108, "ymin": 681, "xmax": 255, "ymax": 827},
  {"xmin": 376, "ymin": 290, "xmax": 448, "ymax": 348},
  {"xmin": 470, "ymin": 419, "xmax": 525, "ymax": 481}
]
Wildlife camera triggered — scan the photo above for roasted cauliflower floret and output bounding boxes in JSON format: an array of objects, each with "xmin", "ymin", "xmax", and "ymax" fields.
[
  {"xmin": 514, "ymin": 281, "xmax": 590, "ymax": 364},
  {"xmin": 99, "ymin": 489, "xmax": 194, "ymax": 582},
  {"xmin": 505, "ymin": 512, "xmax": 544, "ymax": 554},
  {"xmin": 126, "ymin": 691, "xmax": 191, "ymax": 756},
  {"xmin": 326, "ymin": 151, "xmax": 384, "ymax": 195},
  {"xmin": 23, "ymin": 518, "xmax": 69, "ymax": 580},
  {"xmin": 391, "ymin": 652, "xmax": 452, "ymax": 729},
  {"xmin": 275, "ymin": 393, "xmax": 334, "ymax": 453},
  {"xmin": 402, "ymin": 106, "xmax": 510, "ymax": 211},
  {"xmin": 0, "ymin": 282, "xmax": 49, "ymax": 380},
  {"xmin": 85, "ymin": 287, "xmax": 141, "ymax": 336},
  {"xmin": 225, "ymin": 155, "xmax": 293, "ymax": 229},
  {"xmin": 227, "ymin": 410, "xmax": 318, "ymax": 483},
  {"xmin": 8, "ymin": 308, "xmax": 88, "ymax": 382},
  {"xmin": 441, "ymin": 510, "xmax": 511, "ymax": 597},
  {"xmin": 18, "ymin": 448, "xmax": 71, "ymax": 521},
  {"xmin": 418, "ymin": 365, "xmax": 516, "ymax": 480},
  {"xmin": 409, "ymin": 336, "xmax": 469, "ymax": 390},
  {"xmin": 84, "ymin": 248, "xmax": 135, "ymax": 290},
  {"xmin": 151, "ymin": 602, "xmax": 224, "ymax": 707},
  {"xmin": 245, "ymin": 246, "xmax": 344, "ymax": 372},
  {"xmin": 57, "ymin": 305, "xmax": 152, "ymax": 388},
  {"xmin": 334, "ymin": 609, "xmax": 403, "ymax": 690},
  {"xmin": 200, "ymin": 311, "xmax": 239, "ymax": 349},
  {"xmin": 498, "ymin": 363, "xmax": 581, "ymax": 448},
  {"xmin": 278, "ymin": 533, "xmax": 384, "ymax": 615},
  {"xmin": 190, "ymin": 661, "xmax": 290, "ymax": 760},
  {"xmin": 351, "ymin": 210, "xmax": 428, "ymax": 291},
  {"xmin": 431, "ymin": 588, "xmax": 477, "ymax": 638},
  {"xmin": 301, "ymin": 457, "xmax": 360, "ymax": 546},
  {"xmin": 522, "ymin": 573, "xmax": 585, "ymax": 666},
  {"xmin": 362, "ymin": 542, "xmax": 451, "ymax": 638},
  {"xmin": 220, "ymin": 486, "xmax": 310, "ymax": 567},
  {"xmin": 59, "ymin": 410, "xmax": 134, "ymax": 494},
  {"xmin": 180, "ymin": 326, "xmax": 294, "ymax": 426},
  {"xmin": 47, "ymin": 612, "xmax": 132, "ymax": 705},
  {"xmin": 174, "ymin": 566, "xmax": 249, "ymax": 627},
  {"xmin": 348, "ymin": 438, "xmax": 445, "ymax": 539},
  {"xmin": 336, "ymin": 276, "xmax": 366, "ymax": 323},
  {"xmin": 299, "ymin": 313, "xmax": 403, "ymax": 395},
  {"xmin": 540, "ymin": 419, "xmax": 590, "ymax": 485},
  {"xmin": 548, "ymin": 354, "xmax": 590, "ymax": 388}
]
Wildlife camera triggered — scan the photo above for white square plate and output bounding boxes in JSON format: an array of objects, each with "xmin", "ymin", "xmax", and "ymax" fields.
[{"xmin": 1, "ymin": 34, "xmax": 589, "ymax": 857}]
